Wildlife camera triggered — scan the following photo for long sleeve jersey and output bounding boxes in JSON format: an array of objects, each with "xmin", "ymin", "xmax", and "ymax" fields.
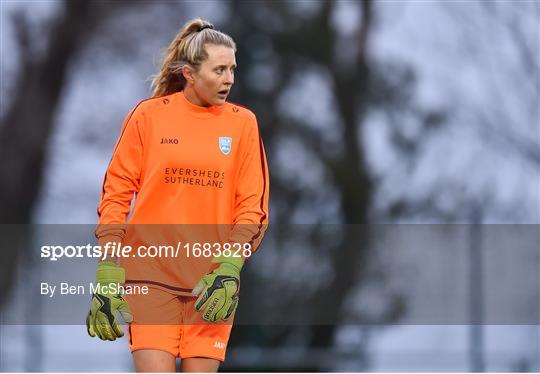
[{"xmin": 95, "ymin": 91, "xmax": 269, "ymax": 294}]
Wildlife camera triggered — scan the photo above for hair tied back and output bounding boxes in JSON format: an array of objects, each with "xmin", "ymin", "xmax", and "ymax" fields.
[
  {"xmin": 199, "ymin": 24, "xmax": 214, "ymax": 32},
  {"xmin": 151, "ymin": 18, "xmax": 235, "ymax": 97}
]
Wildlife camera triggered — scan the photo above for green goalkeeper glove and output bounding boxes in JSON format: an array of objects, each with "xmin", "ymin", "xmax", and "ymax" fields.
[
  {"xmin": 86, "ymin": 261, "xmax": 133, "ymax": 341},
  {"xmin": 192, "ymin": 255, "xmax": 243, "ymax": 322}
]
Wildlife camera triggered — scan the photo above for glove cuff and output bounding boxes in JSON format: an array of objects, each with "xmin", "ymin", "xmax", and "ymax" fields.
[
  {"xmin": 96, "ymin": 261, "xmax": 125, "ymax": 285},
  {"xmin": 212, "ymin": 253, "xmax": 244, "ymax": 271}
]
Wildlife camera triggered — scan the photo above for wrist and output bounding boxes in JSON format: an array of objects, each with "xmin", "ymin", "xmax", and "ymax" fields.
[
  {"xmin": 97, "ymin": 234, "xmax": 122, "ymax": 248},
  {"xmin": 97, "ymin": 235, "xmax": 122, "ymax": 263}
]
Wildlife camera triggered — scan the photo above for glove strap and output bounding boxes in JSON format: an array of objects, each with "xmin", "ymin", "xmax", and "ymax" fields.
[
  {"xmin": 212, "ymin": 252, "xmax": 244, "ymax": 271},
  {"xmin": 96, "ymin": 261, "xmax": 125, "ymax": 285},
  {"xmin": 218, "ymin": 261, "xmax": 242, "ymax": 275}
]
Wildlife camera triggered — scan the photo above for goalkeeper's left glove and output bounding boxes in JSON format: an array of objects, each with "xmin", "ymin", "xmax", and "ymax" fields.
[{"xmin": 192, "ymin": 255, "xmax": 243, "ymax": 322}]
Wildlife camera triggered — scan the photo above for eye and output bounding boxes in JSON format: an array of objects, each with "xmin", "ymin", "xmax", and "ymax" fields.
[{"xmin": 216, "ymin": 67, "xmax": 224, "ymax": 74}]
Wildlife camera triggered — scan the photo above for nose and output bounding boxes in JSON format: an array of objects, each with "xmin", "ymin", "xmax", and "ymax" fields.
[{"xmin": 224, "ymin": 70, "xmax": 234, "ymax": 86}]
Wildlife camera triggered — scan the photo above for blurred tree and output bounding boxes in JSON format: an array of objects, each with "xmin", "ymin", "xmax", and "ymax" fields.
[
  {"xmin": 0, "ymin": 0, "xmax": 95, "ymax": 305},
  {"xmin": 0, "ymin": 0, "xmax": 138, "ymax": 305},
  {"xmin": 1, "ymin": 1, "xmax": 95, "ymax": 224},
  {"xmin": 224, "ymin": 0, "xmax": 407, "ymax": 370}
]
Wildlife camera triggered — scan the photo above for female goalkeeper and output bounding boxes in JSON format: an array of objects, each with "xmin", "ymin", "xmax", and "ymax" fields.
[{"xmin": 86, "ymin": 18, "xmax": 269, "ymax": 372}]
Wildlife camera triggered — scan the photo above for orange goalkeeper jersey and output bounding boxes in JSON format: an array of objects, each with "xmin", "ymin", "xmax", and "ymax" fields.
[{"xmin": 95, "ymin": 91, "xmax": 269, "ymax": 294}]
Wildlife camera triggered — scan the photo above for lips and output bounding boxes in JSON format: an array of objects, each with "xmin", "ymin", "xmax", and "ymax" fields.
[{"xmin": 217, "ymin": 90, "xmax": 229, "ymax": 97}]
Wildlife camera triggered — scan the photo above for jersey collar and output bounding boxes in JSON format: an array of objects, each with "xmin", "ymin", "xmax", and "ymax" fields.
[{"xmin": 177, "ymin": 90, "xmax": 224, "ymax": 118}]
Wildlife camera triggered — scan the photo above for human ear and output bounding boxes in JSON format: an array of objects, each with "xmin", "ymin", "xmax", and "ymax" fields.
[{"xmin": 181, "ymin": 65, "xmax": 195, "ymax": 85}]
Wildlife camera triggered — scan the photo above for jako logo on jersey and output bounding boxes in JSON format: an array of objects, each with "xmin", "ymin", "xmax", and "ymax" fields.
[
  {"xmin": 213, "ymin": 341, "xmax": 226, "ymax": 349},
  {"xmin": 160, "ymin": 138, "xmax": 179, "ymax": 144},
  {"xmin": 218, "ymin": 137, "xmax": 232, "ymax": 155}
]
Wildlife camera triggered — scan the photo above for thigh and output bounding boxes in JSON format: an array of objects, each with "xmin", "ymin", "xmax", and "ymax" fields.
[
  {"xmin": 180, "ymin": 357, "xmax": 220, "ymax": 372},
  {"xmin": 133, "ymin": 349, "xmax": 176, "ymax": 373}
]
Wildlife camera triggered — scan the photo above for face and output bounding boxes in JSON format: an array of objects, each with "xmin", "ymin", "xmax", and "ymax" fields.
[{"xmin": 185, "ymin": 44, "xmax": 236, "ymax": 107}]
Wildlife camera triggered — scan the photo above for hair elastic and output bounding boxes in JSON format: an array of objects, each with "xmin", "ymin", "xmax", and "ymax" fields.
[{"xmin": 199, "ymin": 24, "xmax": 214, "ymax": 32}]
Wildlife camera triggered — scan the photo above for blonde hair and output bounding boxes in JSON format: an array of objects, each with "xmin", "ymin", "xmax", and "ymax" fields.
[{"xmin": 151, "ymin": 18, "xmax": 236, "ymax": 97}]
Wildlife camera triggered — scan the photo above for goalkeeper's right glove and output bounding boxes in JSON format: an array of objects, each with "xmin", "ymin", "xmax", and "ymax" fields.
[{"xmin": 86, "ymin": 261, "xmax": 132, "ymax": 341}]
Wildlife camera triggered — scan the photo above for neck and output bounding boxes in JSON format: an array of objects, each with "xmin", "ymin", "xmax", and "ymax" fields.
[{"xmin": 183, "ymin": 86, "xmax": 211, "ymax": 108}]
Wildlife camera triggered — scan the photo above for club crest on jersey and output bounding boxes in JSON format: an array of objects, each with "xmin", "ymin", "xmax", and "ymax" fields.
[{"xmin": 218, "ymin": 137, "xmax": 232, "ymax": 155}]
